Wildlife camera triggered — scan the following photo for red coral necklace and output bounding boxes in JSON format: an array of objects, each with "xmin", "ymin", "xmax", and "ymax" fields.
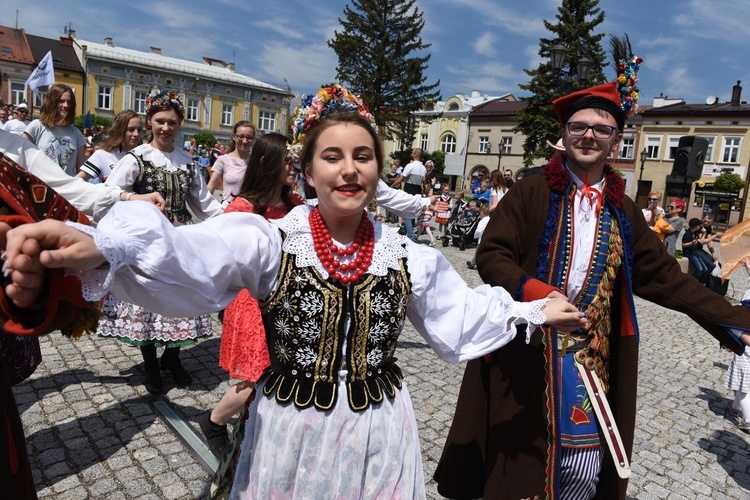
[{"xmin": 309, "ymin": 207, "xmax": 374, "ymax": 285}]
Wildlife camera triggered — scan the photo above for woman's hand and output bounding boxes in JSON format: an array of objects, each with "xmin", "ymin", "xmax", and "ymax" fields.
[
  {"xmin": 131, "ymin": 193, "xmax": 166, "ymax": 213},
  {"xmin": 541, "ymin": 298, "xmax": 587, "ymax": 331}
]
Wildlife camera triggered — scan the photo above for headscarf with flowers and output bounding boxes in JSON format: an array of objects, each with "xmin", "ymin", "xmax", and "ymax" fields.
[
  {"xmin": 616, "ymin": 55, "xmax": 643, "ymax": 118},
  {"xmin": 291, "ymin": 83, "xmax": 375, "ymax": 145},
  {"xmin": 145, "ymin": 89, "xmax": 185, "ymax": 116}
]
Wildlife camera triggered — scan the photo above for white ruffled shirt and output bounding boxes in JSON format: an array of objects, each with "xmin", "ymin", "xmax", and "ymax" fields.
[{"xmin": 71, "ymin": 203, "xmax": 553, "ymax": 363}]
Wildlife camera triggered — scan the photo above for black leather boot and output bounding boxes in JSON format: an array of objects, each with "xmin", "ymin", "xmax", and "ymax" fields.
[
  {"xmin": 161, "ymin": 347, "xmax": 193, "ymax": 387},
  {"xmin": 140, "ymin": 344, "xmax": 162, "ymax": 395}
]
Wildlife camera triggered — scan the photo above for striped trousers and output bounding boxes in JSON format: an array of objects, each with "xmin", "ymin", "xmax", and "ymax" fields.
[{"xmin": 559, "ymin": 446, "xmax": 604, "ymax": 500}]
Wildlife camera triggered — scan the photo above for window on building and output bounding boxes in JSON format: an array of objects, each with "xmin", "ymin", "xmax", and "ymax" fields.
[
  {"xmin": 420, "ymin": 134, "xmax": 428, "ymax": 151},
  {"xmin": 479, "ymin": 136, "xmax": 490, "ymax": 153},
  {"xmin": 666, "ymin": 136, "xmax": 680, "ymax": 160},
  {"xmin": 258, "ymin": 110, "xmax": 277, "ymax": 131},
  {"xmin": 186, "ymin": 98, "xmax": 199, "ymax": 121},
  {"xmin": 10, "ymin": 82, "xmax": 25, "ymax": 105},
  {"xmin": 97, "ymin": 85, "xmax": 112, "ymax": 110},
  {"xmin": 702, "ymin": 136, "xmax": 716, "ymax": 162},
  {"xmin": 221, "ymin": 103, "xmax": 234, "ymax": 126},
  {"xmin": 447, "ymin": 102, "xmax": 459, "ymax": 111},
  {"xmin": 133, "ymin": 90, "xmax": 148, "ymax": 114},
  {"xmin": 646, "ymin": 136, "xmax": 661, "ymax": 159},
  {"xmin": 721, "ymin": 137, "xmax": 741, "ymax": 163},
  {"xmin": 619, "ymin": 135, "xmax": 635, "ymax": 160},
  {"xmin": 441, "ymin": 133, "xmax": 456, "ymax": 153},
  {"xmin": 501, "ymin": 136, "xmax": 512, "ymax": 155},
  {"xmin": 33, "ymin": 90, "xmax": 48, "ymax": 107}
]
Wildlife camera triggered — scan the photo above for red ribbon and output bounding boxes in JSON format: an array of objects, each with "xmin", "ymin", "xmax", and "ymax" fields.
[{"xmin": 580, "ymin": 175, "xmax": 602, "ymax": 215}]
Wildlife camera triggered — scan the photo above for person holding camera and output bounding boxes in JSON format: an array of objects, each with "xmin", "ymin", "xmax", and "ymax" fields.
[{"xmin": 642, "ymin": 190, "xmax": 664, "ymax": 228}]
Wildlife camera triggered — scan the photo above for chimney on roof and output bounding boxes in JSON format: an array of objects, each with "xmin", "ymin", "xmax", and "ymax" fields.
[
  {"xmin": 227, "ymin": 62, "xmax": 235, "ymax": 72},
  {"xmin": 59, "ymin": 36, "xmax": 72, "ymax": 46},
  {"xmin": 68, "ymin": 29, "xmax": 75, "ymax": 39},
  {"xmin": 471, "ymin": 90, "xmax": 480, "ymax": 98},
  {"xmin": 150, "ymin": 47, "xmax": 161, "ymax": 55},
  {"xmin": 731, "ymin": 80, "xmax": 742, "ymax": 106},
  {"xmin": 104, "ymin": 37, "xmax": 113, "ymax": 46}
]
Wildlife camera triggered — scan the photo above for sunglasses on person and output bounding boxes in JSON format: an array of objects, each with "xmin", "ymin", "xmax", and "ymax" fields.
[
  {"xmin": 648, "ymin": 197, "xmax": 658, "ymax": 201},
  {"xmin": 667, "ymin": 205, "xmax": 677, "ymax": 209}
]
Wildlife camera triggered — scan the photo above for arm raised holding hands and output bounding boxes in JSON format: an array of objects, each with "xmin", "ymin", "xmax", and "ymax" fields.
[{"xmin": 2, "ymin": 220, "xmax": 105, "ymax": 308}]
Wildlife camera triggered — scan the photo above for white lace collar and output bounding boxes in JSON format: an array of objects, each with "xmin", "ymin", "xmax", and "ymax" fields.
[
  {"xmin": 273, "ymin": 205, "xmax": 409, "ymax": 278},
  {"xmin": 131, "ymin": 144, "xmax": 192, "ymax": 171}
]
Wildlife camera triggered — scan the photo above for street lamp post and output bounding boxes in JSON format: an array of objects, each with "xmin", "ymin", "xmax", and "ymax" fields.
[
  {"xmin": 497, "ymin": 143, "xmax": 503, "ymax": 171},
  {"xmin": 639, "ymin": 147, "xmax": 648, "ymax": 181},
  {"xmin": 549, "ymin": 42, "xmax": 593, "ymax": 92}
]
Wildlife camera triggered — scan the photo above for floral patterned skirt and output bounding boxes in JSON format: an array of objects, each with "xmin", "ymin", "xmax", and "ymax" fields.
[{"xmin": 96, "ymin": 293, "xmax": 212, "ymax": 347}]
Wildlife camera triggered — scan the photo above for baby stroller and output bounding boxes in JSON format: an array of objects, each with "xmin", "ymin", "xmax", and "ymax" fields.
[{"xmin": 442, "ymin": 201, "xmax": 482, "ymax": 250}]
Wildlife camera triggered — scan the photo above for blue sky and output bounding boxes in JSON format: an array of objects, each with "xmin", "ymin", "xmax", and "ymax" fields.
[{"xmin": 7, "ymin": 0, "xmax": 750, "ymax": 107}]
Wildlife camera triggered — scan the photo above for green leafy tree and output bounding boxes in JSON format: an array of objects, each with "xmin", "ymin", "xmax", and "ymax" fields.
[
  {"xmin": 514, "ymin": 0, "xmax": 608, "ymax": 166},
  {"xmin": 74, "ymin": 114, "xmax": 111, "ymax": 132},
  {"xmin": 713, "ymin": 172, "xmax": 744, "ymax": 193},
  {"xmin": 192, "ymin": 132, "xmax": 217, "ymax": 148},
  {"xmin": 328, "ymin": 0, "xmax": 441, "ymax": 142}
]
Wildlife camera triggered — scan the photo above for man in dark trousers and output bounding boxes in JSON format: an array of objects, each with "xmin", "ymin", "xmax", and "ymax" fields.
[{"xmin": 434, "ymin": 81, "xmax": 750, "ymax": 499}]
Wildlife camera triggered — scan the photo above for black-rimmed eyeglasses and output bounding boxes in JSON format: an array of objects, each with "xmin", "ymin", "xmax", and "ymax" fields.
[{"xmin": 565, "ymin": 122, "xmax": 617, "ymax": 139}]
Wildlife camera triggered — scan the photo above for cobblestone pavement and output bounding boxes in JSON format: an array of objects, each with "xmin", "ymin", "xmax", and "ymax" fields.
[{"xmin": 15, "ymin": 234, "xmax": 750, "ymax": 499}]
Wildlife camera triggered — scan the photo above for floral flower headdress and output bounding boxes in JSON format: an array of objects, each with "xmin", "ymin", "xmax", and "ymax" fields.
[
  {"xmin": 617, "ymin": 55, "xmax": 643, "ymax": 117},
  {"xmin": 145, "ymin": 89, "xmax": 185, "ymax": 115},
  {"xmin": 291, "ymin": 83, "xmax": 375, "ymax": 145}
]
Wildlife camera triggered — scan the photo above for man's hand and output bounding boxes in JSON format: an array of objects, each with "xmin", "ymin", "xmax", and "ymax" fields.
[
  {"xmin": 1, "ymin": 222, "xmax": 45, "ymax": 308},
  {"xmin": 4, "ymin": 219, "xmax": 106, "ymax": 275}
]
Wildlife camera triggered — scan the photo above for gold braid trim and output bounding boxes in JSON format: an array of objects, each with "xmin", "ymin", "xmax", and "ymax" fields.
[{"xmin": 574, "ymin": 217, "xmax": 623, "ymax": 392}]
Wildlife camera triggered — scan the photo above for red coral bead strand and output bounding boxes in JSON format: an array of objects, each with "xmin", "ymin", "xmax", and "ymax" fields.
[{"xmin": 309, "ymin": 207, "xmax": 374, "ymax": 285}]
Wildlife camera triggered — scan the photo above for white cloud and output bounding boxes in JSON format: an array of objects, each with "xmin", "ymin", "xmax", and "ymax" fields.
[
  {"xmin": 257, "ymin": 41, "xmax": 338, "ymax": 93},
  {"xmin": 474, "ymin": 33, "xmax": 496, "ymax": 57}
]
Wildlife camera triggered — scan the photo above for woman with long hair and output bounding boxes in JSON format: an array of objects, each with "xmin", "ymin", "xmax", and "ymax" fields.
[
  {"xmin": 199, "ymin": 132, "xmax": 302, "ymax": 457},
  {"xmin": 206, "ymin": 121, "xmax": 256, "ymax": 205},
  {"xmin": 98, "ymin": 89, "xmax": 223, "ymax": 395},
  {"xmin": 3, "ymin": 84, "xmax": 584, "ymax": 498},
  {"xmin": 22, "ymin": 83, "xmax": 86, "ymax": 176},
  {"xmin": 489, "ymin": 169, "xmax": 507, "ymax": 211},
  {"xmin": 76, "ymin": 110, "xmax": 142, "ymax": 182}
]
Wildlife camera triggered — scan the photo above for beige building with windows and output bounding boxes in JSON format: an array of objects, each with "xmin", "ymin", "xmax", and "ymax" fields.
[
  {"xmin": 639, "ymin": 82, "xmax": 750, "ymax": 226},
  {"xmin": 465, "ymin": 99, "xmax": 527, "ymax": 186},
  {"xmin": 383, "ymin": 91, "xmax": 508, "ymax": 189},
  {"xmin": 70, "ymin": 32, "xmax": 291, "ymax": 144}
]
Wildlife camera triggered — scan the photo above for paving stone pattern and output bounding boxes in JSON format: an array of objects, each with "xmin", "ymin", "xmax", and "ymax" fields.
[{"xmin": 15, "ymin": 234, "xmax": 750, "ymax": 499}]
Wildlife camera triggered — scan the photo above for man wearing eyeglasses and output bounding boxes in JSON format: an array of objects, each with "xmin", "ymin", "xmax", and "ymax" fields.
[{"xmin": 436, "ymin": 81, "xmax": 750, "ymax": 500}]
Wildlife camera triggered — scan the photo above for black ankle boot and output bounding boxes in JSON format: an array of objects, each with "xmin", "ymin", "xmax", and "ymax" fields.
[
  {"xmin": 161, "ymin": 347, "xmax": 193, "ymax": 387},
  {"xmin": 140, "ymin": 344, "xmax": 162, "ymax": 395}
]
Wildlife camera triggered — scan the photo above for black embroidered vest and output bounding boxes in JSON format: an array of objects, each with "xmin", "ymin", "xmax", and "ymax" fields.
[
  {"xmin": 129, "ymin": 152, "xmax": 194, "ymax": 223},
  {"xmin": 260, "ymin": 247, "xmax": 412, "ymax": 412}
]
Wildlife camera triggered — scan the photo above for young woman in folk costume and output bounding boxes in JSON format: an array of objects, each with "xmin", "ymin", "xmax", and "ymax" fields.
[
  {"xmin": 1, "ymin": 83, "xmax": 585, "ymax": 498},
  {"xmin": 199, "ymin": 132, "xmax": 302, "ymax": 458},
  {"xmin": 98, "ymin": 89, "xmax": 223, "ymax": 395}
]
